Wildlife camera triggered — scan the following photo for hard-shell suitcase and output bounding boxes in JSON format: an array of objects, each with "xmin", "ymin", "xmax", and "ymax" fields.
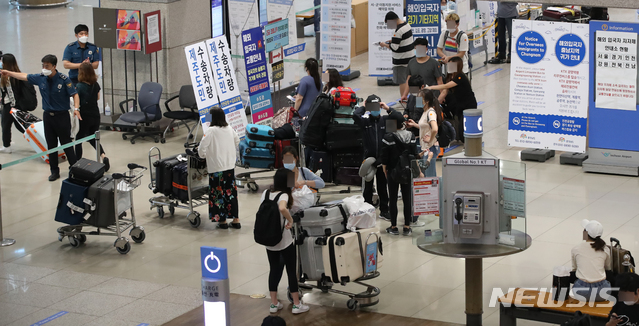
[
  {"xmin": 153, "ymin": 154, "xmax": 183, "ymax": 196},
  {"xmin": 240, "ymin": 139, "xmax": 275, "ymax": 169},
  {"xmin": 542, "ymin": 7, "xmax": 582, "ymax": 20},
  {"xmin": 171, "ymin": 162, "xmax": 208, "ymax": 203},
  {"xmin": 331, "ymin": 149, "xmax": 363, "ymax": 168},
  {"xmin": 307, "ymin": 150, "xmax": 332, "ymax": 183},
  {"xmin": 24, "ymin": 121, "xmax": 65, "ymax": 163},
  {"xmin": 246, "ymin": 124, "xmax": 275, "ymax": 142},
  {"xmin": 609, "ymin": 237, "xmax": 636, "ymax": 275},
  {"xmin": 330, "ymin": 87, "xmax": 358, "ymax": 107},
  {"xmin": 299, "ymin": 235, "xmax": 327, "ymax": 281},
  {"xmin": 334, "ymin": 106, "xmax": 355, "ymax": 124},
  {"xmin": 85, "ymin": 176, "xmax": 132, "ymax": 228},
  {"xmin": 322, "ymin": 231, "xmax": 365, "ymax": 284},
  {"xmin": 274, "ymin": 139, "xmax": 299, "ymax": 169},
  {"xmin": 298, "ymin": 203, "xmax": 348, "ymax": 237},
  {"xmin": 333, "ymin": 167, "xmax": 362, "ymax": 186},
  {"xmin": 10, "ymin": 108, "xmax": 40, "ymax": 134},
  {"xmin": 325, "ymin": 124, "xmax": 363, "ymax": 151},
  {"xmin": 69, "ymin": 158, "xmax": 105, "ymax": 186},
  {"xmin": 55, "ymin": 179, "xmax": 89, "ymax": 225}
]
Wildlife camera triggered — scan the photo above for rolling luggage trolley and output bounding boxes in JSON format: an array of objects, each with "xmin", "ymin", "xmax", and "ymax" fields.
[
  {"xmin": 289, "ymin": 220, "xmax": 382, "ymax": 311},
  {"xmin": 56, "ymin": 163, "xmax": 147, "ymax": 254},
  {"xmin": 147, "ymin": 147, "xmax": 208, "ymax": 228}
]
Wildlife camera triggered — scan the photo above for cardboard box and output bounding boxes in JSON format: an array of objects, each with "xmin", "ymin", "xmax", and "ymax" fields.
[{"xmin": 352, "ymin": 0, "xmax": 369, "ymax": 56}]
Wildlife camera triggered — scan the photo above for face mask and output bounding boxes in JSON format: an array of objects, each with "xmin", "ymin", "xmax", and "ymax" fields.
[
  {"xmin": 78, "ymin": 36, "xmax": 89, "ymax": 43},
  {"xmin": 0, "ymin": 61, "xmax": 3, "ymax": 69},
  {"xmin": 42, "ymin": 69, "xmax": 52, "ymax": 76},
  {"xmin": 624, "ymin": 301, "xmax": 637, "ymax": 305},
  {"xmin": 283, "ymin": 163, "xmax": 296, "ymax": 171},
  {"xmin": 448, "ymin": 28, "xmax": 456, "ymax": 33},
  {"xmin": 370, "ymin": 110, "xmax": 380, "ymax": 117},
  {"xmin": 415, "ymin": 46, "xmax": 427, "ymax": 57}
]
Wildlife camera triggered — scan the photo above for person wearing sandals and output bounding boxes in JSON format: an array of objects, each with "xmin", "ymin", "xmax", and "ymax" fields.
[
  {"xmin": 263, "ymin": 169, "xmax": 310, "ymax": 315},
  {"xmin": 74, "ymin": 62, "xmax": 110, "ymax": 170},
  {"xmin": 199, "ymin": 107, "xmax": 241, "ymax": 229}
]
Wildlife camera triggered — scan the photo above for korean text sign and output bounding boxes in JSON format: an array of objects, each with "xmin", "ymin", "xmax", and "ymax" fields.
[
  {"xmin": 264, "ymin": 19, "xmax": 289, "ymax": 53},
  {"xmin": 206, "ymin": 36, "xmax": 248, "ymax": 139},
  {"xmin": 242, "ymin": 27, "xmax": 273, "ymax": 124},
  {"xmin": 184, "ymin": 42, "xmax": 219, "ymax": 124},
  {"xmin": 406, "ymin": 0, "xmax": 441, "ymax": 58},
  {"xmin": 368, "ymin": 0, "xmax": 404, "ymax": 77}
]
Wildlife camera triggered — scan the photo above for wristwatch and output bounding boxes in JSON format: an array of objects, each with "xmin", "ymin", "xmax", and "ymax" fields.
[{"xmin": 73, "ymin": 108, "xmax": 79, "ymax": 111}]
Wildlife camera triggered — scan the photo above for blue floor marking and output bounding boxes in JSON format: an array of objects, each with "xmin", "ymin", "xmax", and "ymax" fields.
[
  {"xmin": 477, "ymin": 101, "xmax": 485, "ymax": 106},
  {"xmin": 30, "ymin": 311, "xmax": 68, "ymax": 326},
  {"xmin": 483, "ymin": 68, "xmax": 502, "ymax": 76}
]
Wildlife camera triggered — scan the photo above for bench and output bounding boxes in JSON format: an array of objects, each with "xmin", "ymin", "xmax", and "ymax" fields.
[{"xmin": 498, "ymin": 288, "xmax": 611, "ymax": 326}]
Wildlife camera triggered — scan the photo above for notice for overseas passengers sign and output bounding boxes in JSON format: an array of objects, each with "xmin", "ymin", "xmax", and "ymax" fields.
[{"xmin": 508, "ymin": 20, "xmax": 589, "ymax": 152}]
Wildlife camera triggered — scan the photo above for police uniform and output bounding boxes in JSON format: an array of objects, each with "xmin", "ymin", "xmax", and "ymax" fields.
[
  {"xmin": 26, "ymin": 72, "xmax": 78, "ymax": 175},
  {"xmin": 62, "ymin": 41, "xmax": 101, "ymax": 84}
]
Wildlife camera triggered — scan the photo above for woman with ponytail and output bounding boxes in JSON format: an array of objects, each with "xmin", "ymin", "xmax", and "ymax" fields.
[
  {"xmin": 406, "ymin": 88, "xmax": 442, "ymax": 177},
  {"xmin": 294, "ymin": 58, "xmax": 322, "ymax": 118},
  {"xmin": 571, "ymin": 219, "xmax": 612, "ymax": 302}
]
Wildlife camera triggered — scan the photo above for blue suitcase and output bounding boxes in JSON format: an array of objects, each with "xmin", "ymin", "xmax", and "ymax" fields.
[
  {"xmin": 240, "ymin": 139, "xmax": 275, "ymax": 169},
  {"xmin": 55, "ymin": 179, "xmax": 89, "ymax": 225},
  {"xmin": 246, "ymin": 124, "xmax": 275, "ymax": 149}
]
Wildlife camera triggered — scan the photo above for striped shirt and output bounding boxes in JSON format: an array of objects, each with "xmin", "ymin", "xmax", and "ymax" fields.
[{"xmin": 390, "ymin": 22, "xmax": 415, "ymax": 66}]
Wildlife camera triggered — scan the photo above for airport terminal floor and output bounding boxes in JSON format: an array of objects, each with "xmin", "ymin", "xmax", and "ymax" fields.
[{"xmin": 1, "ymin": 1, "xmax": 639, "ymax": 325}]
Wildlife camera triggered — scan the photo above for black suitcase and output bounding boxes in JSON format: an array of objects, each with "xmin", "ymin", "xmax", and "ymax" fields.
[
  {"xmin": 153, "ymin": 154, "xmax": 183, "ymax": 196},
  {"xmin": 171, "ymin": 162, "xmax": 209, "ymax": 203},
  {"xmin": 333, "ymin": 167, "xmax": 362, "ymax": 186},
  {"xmin": 69, "ymin": 158, "xmax": 105, "ymax": 186},
  {"xmin": 307, "ymin": 150, "xmax": 332, "ymax": 183},
  {"xmin": 325, "ymin": 124, "xmax": 363, "ymax": 151},
  {"xmin": 331, "ymin": 149, "xmax": 363, "ymax": 168},
  {"xmin": 85, "ymin": 176, "xmax": 131, "ymax": 228}
]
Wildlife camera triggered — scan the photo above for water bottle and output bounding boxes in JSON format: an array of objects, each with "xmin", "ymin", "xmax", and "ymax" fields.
[{"xmin": 105, "ymin": 103, "xmax": 111, "ymax": 116}]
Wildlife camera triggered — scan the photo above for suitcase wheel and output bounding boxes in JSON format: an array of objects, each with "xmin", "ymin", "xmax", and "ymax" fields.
[
  {"xmin": 351, "ymin": 93, "xmax": 356, "ymax": 99},
  {"xmin": 249, "ymin": 141, "xmax": 256, "ymax": 147},
  {"xmin": 250, "ymin": 127, "xmax": 258, "ymax": 133},
  {"xmin": 245, "ymin": 148, "xmax": 252, "ymax": 154},
  {"xmin": 268, "ymin": 130, "xmax": 275, "ymax": 136},
  {"xmin": 335, "ymin": 237, "xmax": 345, "ymax": 246}
]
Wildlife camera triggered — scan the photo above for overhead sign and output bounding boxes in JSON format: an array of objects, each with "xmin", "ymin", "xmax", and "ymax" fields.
[
  {"xmin": 242, "ymin": 27, "xmax": 274, "ymax": 124},
  {"xmin": 185, "ymin": 42, "xmax": 219, "ymax": 124},
  {"xmin": 264, "ymin": 19, "xmax": 289, "ymax": 53},
  {"xmin": 368, "ymin": 0, "xmax": 403, "ymax": 77},
  {"xmin": 508, "ymin": 20, "xmax": 589, "ymax": 152},
  {"xmin": 206, "ymin": 36, "xmax": 248, "ymax": 139},
  {"xmin": 201, "ymin": 247, "xmax": 228, "ymax": 280},
  {"xmin": 406, "ymin": 0, "xmax": 441, "ymax": 58}
]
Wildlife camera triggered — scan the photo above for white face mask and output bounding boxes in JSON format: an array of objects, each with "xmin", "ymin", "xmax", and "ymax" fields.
[
  {"xmin": 78, "ymin": 36, "xmax": 89, "ymax": 43},
  {"xmin": 624, "ymin": 300, "xmax": 637, "ymax": 305},
  {"xmin": 42, "ymin": 69, "xmax": 52, "ymax": 76},
  {"xmin": 448, "ymin": 28, "xmax": 456, "ymax": 33},
  {"xmin": 415, "ymin": 46, "xmax": 427, "ymax": 57}
]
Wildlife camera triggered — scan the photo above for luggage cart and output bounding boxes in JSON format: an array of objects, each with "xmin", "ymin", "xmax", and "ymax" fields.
[
  {"xmin": 289, "ymin": 221, "xmax": 382, "ymax": 311},
  {"xmin": 56, "ymin": 163, "xmax": 147, "ymax": 254},
  {"xmin": 147, "ymin": 147, "xmax": 209, "ymax": 228}
]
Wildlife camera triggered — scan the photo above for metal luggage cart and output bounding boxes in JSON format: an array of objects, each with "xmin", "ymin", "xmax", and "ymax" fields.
[
  {"xmin": 289, "ymin": 222, "xmax": 382, "ymax": 311},
  {"xmin": 235, "ymin": 167, "xmax": 276, "ymax": 193},
  {"xmin": 147, "ymin": 147, "xmax": 208, "ymax": 228},
  {"xmin": 56, "ymin": 163, "xmax": 147, "ymax": 255}
]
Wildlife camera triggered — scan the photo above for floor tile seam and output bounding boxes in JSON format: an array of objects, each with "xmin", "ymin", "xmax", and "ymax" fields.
[
  {"xmin": 44, "ymin": 290, "xmax": 140, "ymax": 317},
  {"xmin": 0, "ymin": 261, "xmax": 61, "ymax": 280},
  {"xmin": 33, "ymin": 271, "xmax": 114, "ymax": 288},
  {"xmin": 229, "ymin": 270, "xmax": 270, "ymax": 292},
  {"xmin": 408, "ymin": 288, "xmax": 494, "ymax": 319}
]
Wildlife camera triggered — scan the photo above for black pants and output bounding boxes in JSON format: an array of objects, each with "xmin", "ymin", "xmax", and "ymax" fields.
[
  {"xmin": 43, "ymin": 112, "xmax": 77, "ymax": 174},
  {"xmin": 1, "ymin": 103, "xmax": 21, "ymax": 148},
  {"xmin": 497, "ymin": 16, "xmax": 515, "ymax": 59},
  {"xmin": 387, "ymin": 176, "xmax": 411, "ymax": 228},
  {"xmin": 266, "ymin": 244, "xmax": 298, "ymax": 293},
  {"xmin": 75, "ymin": 115, "xmax": 105, "ymax": 160},
  {"xmin": 363, "ymin": 167, "xmax": 389, "ymax": 213}
]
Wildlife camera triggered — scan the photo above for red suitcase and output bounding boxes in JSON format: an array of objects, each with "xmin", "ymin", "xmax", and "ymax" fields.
[{"xmin": 330, "ymin": 87, "xmax": 358, "ymax": 108}]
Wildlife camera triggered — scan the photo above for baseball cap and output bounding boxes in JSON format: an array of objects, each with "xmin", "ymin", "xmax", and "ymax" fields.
[
  {"xmin": 581, "ymin": 219, "xmax": 603, "ymax": 238},
  {"xmin": 366, "ymin": 94, "xmax": 381, "ymax": 103}
]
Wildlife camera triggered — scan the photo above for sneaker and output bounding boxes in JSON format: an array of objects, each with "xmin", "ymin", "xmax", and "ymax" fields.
[
  {"xmin": 411, "ymin": 220, "xmax": 426, "ymax": 227},
  {"xmin": 0, "ymin": 146, "xmax": 12, "ymax": 154},
  {"xmin": 506, "ymin": 56, "xmax": 511, "ymax": 64},
  {"xmin": 269, "ymin": 302, "xmax": 284, "ymax": 313},
  {"xmin": 292, "ymin": 303, "xmax": 310, "ymax": 314},
  {"xmin": 386, "ymin": 226, "xmax": 399, "ymax": 235},
  {"xmin": 103, "ymin": 157, "xmax": 110, "ymax": 172},
  {"xmin": 379, "ymin": 211, "xmax": 390, "ymax": 221},
  {"xmin": 48, "ymin": 173, "xmax": 60, "ymax": 182},
  {"xmin": 402, "ymin": 227, "xmax": 412, "ymax": 236},
  {"xmin": 487, "ymin": 57, "xmax": 505, "ymax": 64}
]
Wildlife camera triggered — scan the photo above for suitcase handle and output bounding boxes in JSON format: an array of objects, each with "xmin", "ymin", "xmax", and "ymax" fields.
[{"xmin": 611, "ymin": 237, "xmax": 620, "ymax": 248}]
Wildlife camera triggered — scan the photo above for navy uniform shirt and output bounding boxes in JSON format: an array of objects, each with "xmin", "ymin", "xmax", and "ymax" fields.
[
  {"xmin": 27, "ymin": 72, "xmax": 77, "ymax": 112},
  {"xmin": 62, "ymin": 41, "xmax": 101, "ymax": 81}
]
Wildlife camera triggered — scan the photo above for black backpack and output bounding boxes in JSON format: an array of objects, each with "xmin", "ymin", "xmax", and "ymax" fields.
[
  {"xmin": 16, "ymin": 80, "xmax": 37, "ymax": 112},
  {"xmin": 390, "ymin": 134, "xmax": 414, "ymax": 184},
  {"xmin": 299, "ymin": 93, "xmax": 334, "ymax": 150},
  {"xmin": 273, "ymin": 123, "xmax": 295, "ymax": 140},
  {"xmin": 438, "ymin": 120, "xmax": 456, "ymax": 147},
  {"xmin": 254, "ymin": 190, "xmax": 285, "ymax": 246}
]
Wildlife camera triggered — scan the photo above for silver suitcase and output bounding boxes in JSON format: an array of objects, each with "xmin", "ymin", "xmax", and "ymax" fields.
[
  {"xmin": 298, "ymin": 204, "xmax": 348, "ymax": 237},
  {"xmin": 299, "ymin": 235, "xmax": 326, "ymax": 281}
]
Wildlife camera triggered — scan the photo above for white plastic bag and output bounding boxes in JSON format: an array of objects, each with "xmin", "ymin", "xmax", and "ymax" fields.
[
  {"xmin": 290, "ymin": 185, "xmax": 316, "ymax": 214},
  {"xmin": 343, "ymin": 195, "xmax": 377, "ymax": 229}
]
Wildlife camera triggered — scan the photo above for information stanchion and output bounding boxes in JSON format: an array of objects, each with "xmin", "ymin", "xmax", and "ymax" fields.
[{"xmin": 201, "ymin": 246, "xmax": 230, "ymax": 326}]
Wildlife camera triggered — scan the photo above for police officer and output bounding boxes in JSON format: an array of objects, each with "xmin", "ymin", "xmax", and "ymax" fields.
[
  {"xmin": 1, "ymin": 55, "xmax": 81, "ymax": 181},
  {"xmin": 62, "ymin": 24, "xmax": 100, "ymax": 85}
]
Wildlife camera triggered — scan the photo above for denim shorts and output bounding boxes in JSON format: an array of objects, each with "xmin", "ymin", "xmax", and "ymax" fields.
[{"xmin": 573, "ymin": 279, "xmax": 611, "ymax": 302}]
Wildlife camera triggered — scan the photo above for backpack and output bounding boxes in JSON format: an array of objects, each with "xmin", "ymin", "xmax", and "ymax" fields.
[
  {"xmin": 390, "ymin": 134, "xmax": 414, "ymax": 184},
  {"xmin": 443, "ymin": 30, "xmax": 472, "ymax": 70},
  {"xmin": 299, "ymin": 93, "xmax": 334, "ymax": 150},
  {"xmin": 438, "ymin": 120, "xmax": 456, "ymax": 147},
  {"xmin": 16, "ymin": 80, "xmax": 38, "ymax": 112},
  {"xmin": 254, "ymin": 190, "xmax": 286, "ymax": 247}
]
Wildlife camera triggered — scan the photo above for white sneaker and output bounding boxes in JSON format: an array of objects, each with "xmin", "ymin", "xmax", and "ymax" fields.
[
  {"xmin": 269, "ymin": 302, "xmax": 284, "ymax": 313},
  {"xmin": 0, "ymin": 146, "xmax": 12, "ymax": 154},
  {"xmin": 292, "ymin": 303, "xmax": 310, "ymax": 314}
]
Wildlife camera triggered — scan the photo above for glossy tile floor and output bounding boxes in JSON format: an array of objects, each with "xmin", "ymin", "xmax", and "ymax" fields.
[{"xmin": 1, "ymin": 2, "xmax": 639, "ymax": 325}]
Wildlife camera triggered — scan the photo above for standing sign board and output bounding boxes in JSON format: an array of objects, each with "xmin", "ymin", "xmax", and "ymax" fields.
[
  {"xmin": 242, "ymin": 27, "xmax": 274, "ymax": 125},
  {"xmin": 144, "ymin": 10, "xmax": 162, "ymax": 54},
  {"xmin": 229, "ymin": 0, "xmax": 260, "ymax": 99},
  {"xmin": 206, "ymin": 37, "xmax": 248, "ymax": 139},
  {"xmin": 406, "ymin": 0, "xmax": 441, "ymax": 58},
  {"xmin": 266, "ymin": 0, "xmax": 300, "ymax": 89},
  {"xmin": 368, "ymin": 0, "xmax": 403, "ymax": 77},
  {"xmin": 185, "ymin": 43, "xmax": 219, "ymax": 124},
  {"xmin": 508, "ymin": 20, "xmax": 589, "ymax": 153},
  {"xmin": 413, "ymin": 177, "xmax": 440, "ymax": 216},
  {"xmin": 264, "ymin": 19, "xmax": 289, "ymax": 53},
  {"xmin": 320, "ymin": 0, "xmax": 352, "ymax": 73},
  {"xmin": 201, "ymin": 247, "xmax": 230, "ymax": 326}
]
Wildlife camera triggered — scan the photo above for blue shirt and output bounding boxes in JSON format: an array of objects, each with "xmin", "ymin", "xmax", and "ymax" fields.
[
  {"xmin": 27, "ymin": 72, "xmax": 77, "ymax": 112},
  {"xmin": 296, "ymin": 76, "xmax": 322, "ymax": 117},
  {"xmin": 62, "ymin": 41, "xmax": 101, "ymax": 81}
]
